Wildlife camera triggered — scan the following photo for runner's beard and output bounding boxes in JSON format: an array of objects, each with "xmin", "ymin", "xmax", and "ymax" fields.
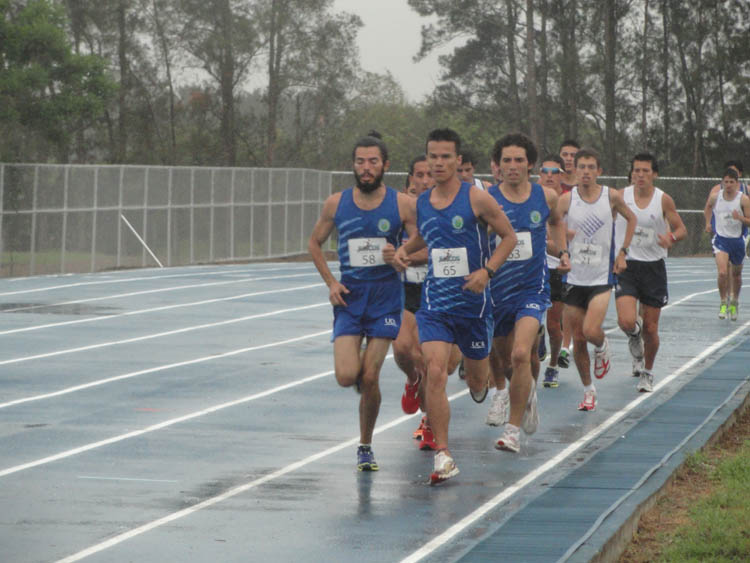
[{"xmin": 355, "ymin": 170, "xmax": 384, "ymax": 193}]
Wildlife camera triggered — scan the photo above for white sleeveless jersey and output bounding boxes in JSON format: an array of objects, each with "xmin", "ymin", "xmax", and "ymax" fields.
[
  {"xmin": 714, "ymin": 189, "xmax": 743, "ymax": 239},
  {"xmin": 566, "ymin": 186, "xmax": 615, "ymax": 286},
  {"xmin": 614, "ymin": 186, "xmax": 668, "ymax": 261}
]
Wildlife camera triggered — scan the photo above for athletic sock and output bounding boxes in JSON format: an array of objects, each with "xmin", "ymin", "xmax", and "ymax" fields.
[{"xmin": 584, "ymin": 384, "xmax": 595, "ymax": 393}]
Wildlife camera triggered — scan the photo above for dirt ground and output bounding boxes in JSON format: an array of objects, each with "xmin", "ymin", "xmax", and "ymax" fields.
[{"xmin": 618, "ymin": 402, "xmax": 750, "ymax": 562}]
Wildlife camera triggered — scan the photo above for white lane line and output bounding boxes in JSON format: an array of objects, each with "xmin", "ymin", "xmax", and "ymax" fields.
[
  {"xmin": 0, "ymin": 266, "xmax": 316, "ymax": 297},
  {"xmin": 77, "ymin": 476, "xmax": 178, "ymax": 483},
  {"xmin": 0, "ymin": 331, "xmax": 337, "ymax": 478},
  {"xmin": 0, "ymin": 271, "xmax": 323, "ymax": 314},
  {"xmin": 0, "ymin": 283, "xmax": 324, "ymax": 336},
  {"xmin": 0, "ymin": 329, "xmax": 331, "ymax": 410},
  {"xmin": 669, "ymin": 278, "xmax": 715, "ymax": 284},
  {"xmin": 55, "ymin": 315, "xmax": 750, "ymax": 563},
  {"xmin": 0, "ymin": 302, "xmax": 328, "ymax": 366},
  {"xmin": 400, "ymin": 319, "xmax": 750, "ymax": 563},
  {"xmin": 53, "ymin": 360, "xmax": 414, "ymax": 563}
]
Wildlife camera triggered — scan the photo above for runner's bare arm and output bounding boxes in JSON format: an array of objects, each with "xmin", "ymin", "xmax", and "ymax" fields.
[
  {"xmin": 704, "ymin": 192, "xmax": 718, "ymax": 233},
  {"xmin": 545, "ymin": 187, "xmax": 570, "ymax": 271},
  {"xmin": 308, "ymin": 193, "xmax": 349, "ymax": 306},
  {"xmin": 658, "ymin": 193, "xmax": 687, "ymax": 249},
  {"xmin": 464, "ymin": 188, "xmax": 516, "ymax": 293},
  {"xmin": 610, "ymin": 188, "xmax": 637, "ymax": 274},
  {"xmin": 384, "ymin": 193, "xmax": 419, "ymax": 269}
]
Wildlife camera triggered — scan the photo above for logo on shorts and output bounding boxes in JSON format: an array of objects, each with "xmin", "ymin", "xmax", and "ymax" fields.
[
  {"xmin": 524, "ymin": 303, "xmax": 541, "ymax": 310},
  {"xmin": 530, "ymin": 210, "xmax": 542, "ymax": 225},
  {"xmin": 378, "ymin": 219, "xmax": 391, "ymax": 233},
  {"xmin": 384, "ymin": 317, "xmax": 397, "ymax": 327},
  {"xmin": 451, "ymin": 215, "xmax": 464, "ymax": 230},
  {"xmin": 471, "ymin": 340, "xmax": 486, "ymax": 349}
]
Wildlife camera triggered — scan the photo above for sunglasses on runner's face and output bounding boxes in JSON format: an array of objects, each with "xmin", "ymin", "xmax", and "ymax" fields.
[{"xmin": 541, "ymin": 167, "xmax": 561, "ymax": 174}]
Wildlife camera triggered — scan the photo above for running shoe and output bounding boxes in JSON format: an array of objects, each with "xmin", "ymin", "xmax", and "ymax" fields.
[
  {"xmin": 637, "ymin": 371, "xmax": 654, "ymax": 393},
  {"xmin": 718, "ymin": 303, "xmax": 727, "ymax": 319},
  {"xmin": 543, "ymin": 366, "xmax": 559, "ymax": 388},
  {"xmin": 430, "ymin": 450, "xmax": 459, "ymax": 484},
  {"xmin": 413, "ymin": 415, "xmax": 427, "ymax": 440},
  {"xmin": 558, "ymin": 348, "xmax": 571, "ymax": 369},
  {"xmin": 628, "ymin": 317, "xmax": 644, "ymax": 368},
  {"xmin": 458, "ymin": 358, "xmax": 466, "ymax": 380},
  {"xmin": 594, "ymin": 337, "xmax": 611, "ymax": 379},
  {"xmin": 730, "ymin": 302, "xmax": 738, "ymax": 321},
  {"xmin": 420, "ymin": 425, "xmax": 437, "ymax": 451},
  {"xmin": 485, "ymin": 389, "xmax": 510, "ymax": 426},
  {"xmin": 356, "ymin": 445, "xmax": 379, "ymax": 471},
  {"xmin": 401, "ymin": 378, "xmax": 421, "ymax": 414},
  {"xmin": 495, "ymin": 424, "xmax": 520, "ymax": 452},
  {"xmin": 538, "ymin": 325, "xmax": 548, "ymax": 361},
  {"xmin": 521, "ymin": 384, "xmax": 539, "ymax": 435},
  {"xmin": 577, "ymin": 389, "xmax": 597, "ymax": 412},
  {"xmin": 469, "ymin": 378, "xmax": 489, "ymax": 403}
]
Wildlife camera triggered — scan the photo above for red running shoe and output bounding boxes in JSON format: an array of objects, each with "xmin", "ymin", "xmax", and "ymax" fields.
[
  {"xmin": 401, "ymin": 378, "xmax": 421, "ymax": 414},
  {"xmin": 420, "ymin": 425, "xmax": 437, "ymax": 450},
  {"xmin": 594, "ymin": 337, "xmax": 611, "ymax": 379},
  {"xmin": 413, "ymin": 416, "xmax": 426, "ymax": 440}
]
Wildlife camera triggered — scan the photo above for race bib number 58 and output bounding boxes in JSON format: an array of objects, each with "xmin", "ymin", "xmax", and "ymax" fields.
[
  {"xmin": 348, "ymin": 237, "xmax": 386, "ymax": 267},
  {"xmin": 431, "ymin": 247, "xmax": 470, "ymax": 278}
]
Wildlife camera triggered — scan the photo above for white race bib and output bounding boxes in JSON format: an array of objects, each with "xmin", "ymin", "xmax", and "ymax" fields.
[
  {"xmin": 348, "ymin": 237, "xmax": 386, "ymax": 267},
  {"xmin": 496, "ymin": 231, "xmax": 532, "ymax": 261},
  {"xmin": 632, "ymin": 226, "xmax": 656, "ymax": 247},
  {"xmin": 405, "ymin": 265, "xmax": 428, "ymax": 283},
  {"xmin": 431, "ymin": 247, "xmax": 470, "ymax": 278},
  {"xmin": 571, "ymin": 241, "xmax": 603, "ymax": 265}
]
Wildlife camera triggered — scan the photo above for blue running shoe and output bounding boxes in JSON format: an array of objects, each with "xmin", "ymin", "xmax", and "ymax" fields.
[
  {"xmin": 357, "ymin": 446, "xmax": 379, "ymax": 471},
  {"xmin": 538, "ymin": 326, "xmax": 548, "ymax": 361},
  {"xmin": 543, "ymin": 366, "xmax": 559, "ymax": 388}
]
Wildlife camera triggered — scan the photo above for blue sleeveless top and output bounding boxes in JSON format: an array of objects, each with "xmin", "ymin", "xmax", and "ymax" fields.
[
  {"xmin": 417, "ymin": 182, "xmax": 492, "ymax": 317},
  {"xmin": 487, "ymin": 182, "xmax": 550, "ymax": 306},
  {"xmin": 335, "ymin": 187, "xmax": 402, "ymax": 282}
]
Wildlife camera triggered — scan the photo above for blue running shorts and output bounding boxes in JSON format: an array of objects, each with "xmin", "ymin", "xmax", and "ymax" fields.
[
  {"xmin": 415, "ymin": 309, "xmax": 493, "ymax": 360},
  {"xmin": 492, "ymin": 293, "xmax": 549, "ymax": 338},
  {"xmin": 712, "ymin": 234, "xmax": 745, "ymax": 266},
  {"xmin": 332, "ymin": 277, "xmax": 403, "ymax": 340}
]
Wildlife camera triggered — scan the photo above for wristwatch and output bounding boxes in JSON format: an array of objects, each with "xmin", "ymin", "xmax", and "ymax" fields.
[
  {"xmin": 558, "ymin": 249, "xmax": 570, "ymax": 258},
  {"xmin": 620, "ymin": 247, "xmax": 629, "ymax": 256},
  {"xmin": 484, "ymin": 265, "xmax": 496, "ymax": 279}
]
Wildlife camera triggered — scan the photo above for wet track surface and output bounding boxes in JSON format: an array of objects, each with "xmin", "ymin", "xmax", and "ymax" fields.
[{"xmin": 0, "ymin": 259, "xmax": 747, "ymax": 562}]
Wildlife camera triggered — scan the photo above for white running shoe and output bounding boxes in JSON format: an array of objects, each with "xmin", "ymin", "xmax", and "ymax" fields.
[
  {"xmin": 429, "ymin": 450, "xmax": 459, "ymax": 484},
  {"xmin": 521, "ymin": 383, "xmax": 539, "ymax": 435},
  {"xmin": 594, "ymin": 337, "xmax": 611, "ymax": 379},
  {"xmin": 637, "ymin": 371, "xmax": 654, "ymax": 393},
  {"xmin": 485, "ymin": 389, "xmax": 510, "ymax": 426},
  {"xmin": 628, "ymin": 318, "xmax": 644, "ymax": 375},
  {"xmin": 495, "ymin": 424, "xmax": 520, "ymax": 452}
]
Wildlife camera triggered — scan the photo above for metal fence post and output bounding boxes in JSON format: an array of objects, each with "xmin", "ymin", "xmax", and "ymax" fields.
[
  {"xmin": 61, "ymin": 165, "xmax": 69, "ymax": 273},
  {"xmin": 30, "ymin": 165, "xmax": 38, "ymax": 275},
  {"xmin": 90, "ymin": 166, "xmax": 99, "ymax": 272},
  {"xmin": 117, "ymin": 166, "xmax": 123, "ymax": 268},
  {"xmin": 167, "ymin": 167, "xmax": 172, "ymax": 267}
]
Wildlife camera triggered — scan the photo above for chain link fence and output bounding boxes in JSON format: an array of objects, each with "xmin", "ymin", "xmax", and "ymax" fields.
[{"xmin": 1, "ymin": 164, "xmax": 719, "ymax": 277}]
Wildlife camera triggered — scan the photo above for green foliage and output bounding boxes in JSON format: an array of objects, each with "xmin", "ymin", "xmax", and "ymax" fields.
[
  {"xmin": 660, "ymin": 440, "xmax": 750, "ymax": 562},
  {"xmin": 0, "ymin": 0, "xmax": 115, "ymax": 162}
]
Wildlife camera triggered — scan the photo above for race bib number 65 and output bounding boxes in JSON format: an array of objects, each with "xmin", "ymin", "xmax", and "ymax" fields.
[
  {"xmin": 431, "ymin": 247, "xmax": 470, "ymax": 278},
  {"xmin": 348, "ymin": 237, "xmax": 386, "ymax": 267}
]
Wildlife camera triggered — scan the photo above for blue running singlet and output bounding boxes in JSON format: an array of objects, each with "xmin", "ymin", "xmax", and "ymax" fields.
[
  {"xmin": 417, "ymin": 182, "xmax": 492, "ymax": 317},
  {"xmin": 487, "ymin": 182, "xmax": 550, "ymax": 306},
  {"xmin": 335, "ymin": 187, "xmax": 402, "ymax": 282}
]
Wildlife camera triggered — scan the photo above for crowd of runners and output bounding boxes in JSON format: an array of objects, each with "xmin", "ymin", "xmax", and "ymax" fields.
[{"xmin": 307, "ymin": 128, "xmax": 747, "ymax": 485}]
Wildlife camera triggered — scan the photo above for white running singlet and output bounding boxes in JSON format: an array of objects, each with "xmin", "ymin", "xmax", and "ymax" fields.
[
  {"xmin": 713, "ymin": 189, "xmax": 744, "ymax": 239},
  {"xmin": 566, "ymin": 186, "xmax": 615, "ymax": 286},
  {"xmin": 615, "ymin": 186, "xmax": 668, "ymax": 262}
]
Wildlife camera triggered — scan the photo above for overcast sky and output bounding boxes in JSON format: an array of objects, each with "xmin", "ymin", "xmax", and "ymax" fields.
[{"xmin": 332, "ymin": 0, "xmax": 453, "ymax": 102}]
